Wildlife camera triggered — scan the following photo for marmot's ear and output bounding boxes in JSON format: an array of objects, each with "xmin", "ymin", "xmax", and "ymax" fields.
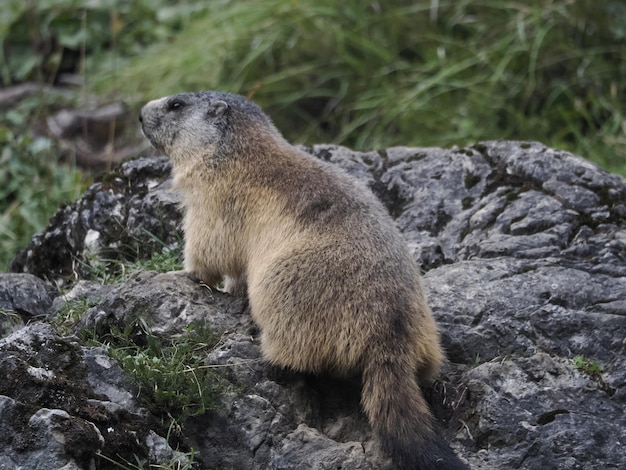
[{"xmin": 207, "ymin": 100, "xmax": 228, "ymax": 119}]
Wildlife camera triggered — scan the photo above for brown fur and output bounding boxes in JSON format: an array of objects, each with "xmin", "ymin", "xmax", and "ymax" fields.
[{"xmin": 140, "ymin": 91, "xmax": 467, "ymax": 469}]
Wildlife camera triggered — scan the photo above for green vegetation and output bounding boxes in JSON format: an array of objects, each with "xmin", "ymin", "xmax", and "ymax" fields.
[
  {"xmin": 51, "ymin": 253, "xmax": 216, "ymax": 467},
  {"xmin": 1, "ymin": 0, "xmax": 626, "ymax": 269},
  {"xmin": 92, "ymin": 0, "xmax": 626, "ymax": 172},
  {"xmin": 0, "ymin": 307, "xmax": 22, "ymax": 332},
  {"xmin": 126, "ymin": 245, "xmax": 183, "ymax": 276},
  {"xmin": 89, "ymin": 318, "xmax": 224, "ymax": 426},
  {"xmin": 572, "ymin": 354, "xmax": 603, "ymax": 376},
  {"xmin": 0, "ymin": 103, "xmax": 86, "ymax": 270},
  {"xmin": 80, "ymin": 243, "xmax": 183, "ymax": 285},
  {"xmin": 53, "ymin": 296, "xmax": 99, "ymax": 335}
]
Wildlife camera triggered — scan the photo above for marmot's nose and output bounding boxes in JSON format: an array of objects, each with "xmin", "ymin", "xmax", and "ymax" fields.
[{"xmin": 138, "ymin": 112, "xmax": 143, "ymax": 123}]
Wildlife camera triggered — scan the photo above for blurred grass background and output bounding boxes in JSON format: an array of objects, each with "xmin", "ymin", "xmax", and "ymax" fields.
[{"xmin": 1, "ymin": 0, "xmax": 625, "ymax": 270}]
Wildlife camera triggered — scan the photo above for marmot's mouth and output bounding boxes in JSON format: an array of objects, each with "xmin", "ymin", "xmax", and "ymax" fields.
[{"xmin": 140, "ymin": 124, "xmax": 166, "ymax": 154}]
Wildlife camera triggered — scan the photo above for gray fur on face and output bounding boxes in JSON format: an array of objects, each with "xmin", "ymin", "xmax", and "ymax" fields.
[{"xmin": 140, "ymin": 92, "xmax": 225, "ymax": 162}]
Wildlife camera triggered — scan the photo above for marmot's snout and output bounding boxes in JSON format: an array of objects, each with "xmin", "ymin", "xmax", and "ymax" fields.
[
  {"xmin": 139, "ymin": 104, "xmax": 156, "ymax": 131},
  {"xmin": 138, "ymin": 98, "xmax": 164, "ymax": 132},
  {"xmin": 138, "ymin": 108, "xmax": 150, "ymax": 140},
  {"xmin": 138, "ymin": 102, "xmax": 165, "ymax": 153}
]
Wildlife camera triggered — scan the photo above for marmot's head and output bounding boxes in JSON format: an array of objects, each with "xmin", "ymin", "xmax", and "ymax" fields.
[{"xmin": 139, "ymin": 91, "xmax": 281, "ymax": 165}]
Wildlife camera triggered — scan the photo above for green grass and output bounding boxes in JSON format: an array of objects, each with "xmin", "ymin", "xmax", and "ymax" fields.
[
  {"xmin": 572, "ymin": 354, "xmax": 603, "ymax": 376},
  {"xmin": 125, "ymin": 244, "xmax": 184, "ymax": 277},
  {"xmin": 49, "ymin": 255, "xmax": 220, "ymax": 466},
  {"xmin": 0, "ymin": 112, "xmax": 86, "ymax": 271},
  {"xmin": 89, "ymin": 318, "xmax": 224, "ymax": 426},
  {"xmin": 53, "ymin": 296, "xmax": 100, "ymax": 336},
  {"xmin": 92, "ymin": 0, "xmax": 626, "ymax": 174},
  {"xmin": 0, "ymin": 307, "xmax": 23, "ymax": 334},
  {"xmin": 82, "ymin": 241, "xmax": 183, "ymax": 285}
]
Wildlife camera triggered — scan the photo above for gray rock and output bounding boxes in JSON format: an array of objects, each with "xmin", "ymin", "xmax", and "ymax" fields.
[
  {"xmin": 83, "ymin": 347, "xmax": 144, "ymax": 416},
  {"xmin": 0, "ymin": 273, "xmax": 54, "ymax": 317},
  {"xmin": 272, "ymin": 424, "xmax": 381, "ymax": 470},
  {"xmin": 4, "ymin": 141, "xmax": 626, "ymax": 469},
  {"xmin": 0, "ymin": 273, "xmax": 55, "ymax": 336},
  {"xmin": 26, "ymin": 407, "xmax": 104, "ymax": 469},
  {"xmin": 465, "ymin": 353, "xmax": 625, "ymax": 470},
  {"xmin": 146, "ymin": 430, "xmax": 192, "ymax": 467},
  {"xmin": 0, "ymin": 395, "xmax": 102, "ymax": 470},
  {"xmin": 79, "ymin": 271, "xmax": 245, "ymax": 337},
  {"xmin": 0, "ymin": 322, "xmax": 179, "ymax": 469},
  {"xmin": 10, "ymin": 156, "xmax": 182, "ymax": 286}
]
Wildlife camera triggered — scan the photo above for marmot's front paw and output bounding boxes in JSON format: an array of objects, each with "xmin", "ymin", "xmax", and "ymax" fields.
[{"xmin": 223, "ymin": 276, "xmax": 248, "ymax": 297}]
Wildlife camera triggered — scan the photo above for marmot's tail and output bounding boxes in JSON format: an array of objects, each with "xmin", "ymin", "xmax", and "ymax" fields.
[{"xmin": 361, "ymin": 356, "xmax": 468, "ymax": 470}]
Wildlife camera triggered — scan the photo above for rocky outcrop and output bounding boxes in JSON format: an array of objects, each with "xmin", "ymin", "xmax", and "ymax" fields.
[
  {"xmin": 10, "ymin": 155, "xmax": 181, "ymax": 285},
  {"xmin": 4, "ymin": 141, "xmax": 626, "ymax": 469}
]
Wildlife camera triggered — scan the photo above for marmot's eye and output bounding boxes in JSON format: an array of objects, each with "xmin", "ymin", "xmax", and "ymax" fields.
[{"xmin": 169, "ymin": 100, "xmax": 184, "ymax": 111}]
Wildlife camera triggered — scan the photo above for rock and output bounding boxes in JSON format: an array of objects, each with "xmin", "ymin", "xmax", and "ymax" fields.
[
  {"xmin": 0, "ymin": 273, "xmax": 54, "ymax": 317},
  {"xmin": 25, "ymin": 407, "xmax": 104, "ymax": 469},
  {"xmin": 79, "ymin": 271, "xmax": 244, "ymax": 338},
  {"xmin": 0, "ymin": 395, "xmax": 102, "ymax": 470},
  {"xmin": 272, "ymin": 424, "xmax": 379, "ymax": 469},
  {"xmin": 0, "ymin": 273, "xmax": 55, "ymax": 336},
  {"xmin": 0, "ymin": 322, "xmax": 180, "ymax": 469},
  {"xmin": 11, "ymin": 155, "xmax": 182, "ymax": 286},
  {"xmin": 4, "ymin": 141, "xmax": 626, "ymax": 469},
  {"xmin": 465, "ymin": 352, "xmax": 625, "ymax": 469}
]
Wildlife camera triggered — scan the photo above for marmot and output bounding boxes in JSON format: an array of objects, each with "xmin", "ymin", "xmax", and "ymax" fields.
[{"xmin": 139, "ymin": 91, "xmax": 468, "ymax": 470}]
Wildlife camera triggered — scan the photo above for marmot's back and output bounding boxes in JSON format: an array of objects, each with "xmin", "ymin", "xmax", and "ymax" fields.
[{"xmin": 243, "ymin": 149, "xmax": 437, "ymax": 372}]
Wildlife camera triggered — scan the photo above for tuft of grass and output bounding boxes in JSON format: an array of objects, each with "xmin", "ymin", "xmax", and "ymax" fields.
[
  {"xmin": 89, "ymin": 318, "xmax": 225, "ymax": 427},
  {"xmin": 53, "ymin": 296, "xmax": 100, "ymax": 336},
  {"xmin": 74, "ymin": 232, "xmax": 183, "ymax": 285},
  {"xmin": 125, "ymin": 246, "xmax": 184, "ymax": 277},
  {"xmin": 97, "ymin": 448, "xmax": 195, "ymax": 470},
  {"xmin": 572, "ymin": 354, "xmax": 603, "ymax": 376},
  {"xmin": 0, "ymin": 307, "xmax": 23, "ymax": 334}
]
